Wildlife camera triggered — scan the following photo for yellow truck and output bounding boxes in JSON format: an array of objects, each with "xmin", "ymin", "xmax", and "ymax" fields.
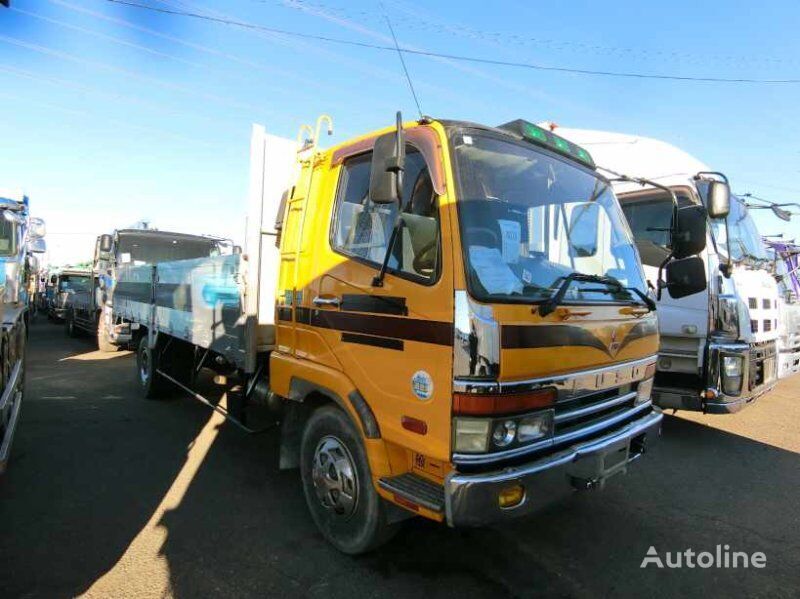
[{"xmin": 117, "ymin": 114, "xmax": 707, "ymax": 553}]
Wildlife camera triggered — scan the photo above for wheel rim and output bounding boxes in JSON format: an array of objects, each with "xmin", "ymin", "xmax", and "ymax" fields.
[
  {"xmin": 139, "ymin": 347, "xmax": 150, "ymax": 384},
  {"xmin": 311, "ymin": 435, "xmax": 359, "ymax": 518}
]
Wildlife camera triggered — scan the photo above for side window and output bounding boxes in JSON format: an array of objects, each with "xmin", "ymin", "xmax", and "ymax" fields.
[{"xmin": 331, "ymin": 146, "xmax": 440, "ymax": 281}]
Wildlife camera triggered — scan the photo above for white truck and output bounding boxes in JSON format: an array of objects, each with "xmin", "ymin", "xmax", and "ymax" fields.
[
  {"xmin": 765, "ymin": 239, "xmax": 800, "ymax": 377},
  {"xmin": 555, "ymin": 127, "xmax": 779, "ymax": 414},
  {"xmin": 0, "ymin": 191, "xmax": 46, "ymax": 473}
]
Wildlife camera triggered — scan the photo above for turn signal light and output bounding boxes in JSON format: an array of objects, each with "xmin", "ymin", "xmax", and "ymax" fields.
[
  {"xmin": 453, "ymin": 387, "xmax": 557, "ymax": 416},
  {"xmin": 644, "ymin": 362, "xmax": 657, "ymax": 379},
  {"xmin": 498, "ymin": 484, "xmax": 525, "ymax": 508}
]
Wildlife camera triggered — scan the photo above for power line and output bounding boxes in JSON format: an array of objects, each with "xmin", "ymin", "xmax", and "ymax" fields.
[{"xmin": 106, "ymin": 0, "xmax": 800, "ymax": 84}]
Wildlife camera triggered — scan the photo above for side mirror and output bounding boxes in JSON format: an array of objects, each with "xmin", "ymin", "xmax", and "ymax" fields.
[
  {"xmin": 665, "ymin": 256, "xmax": 707, "ymax": 298},
  {"xmin": 27, "ymin": 238, "xmax": 46, "ymax": 254},
  {"xmin": 672, "ymin": 205, "xmax": 707, "ymax": 259},
  {"xmin": 772, "ymin": 205, "xmax": 792, "ymax": 222},
  {"xmin": 706, "ymin": 181, "xmax": 730, "ymax": 219},
  {"xmin": 99, "ymin": 233, "xmax": 113, "ymax": 253},
  {"xmin": 29, "ymin": 217, "xmax": 46, "ymax": 239},
  {"xmin": 368, "ymin": 112, "xmax": 405, "ymax": 205}
]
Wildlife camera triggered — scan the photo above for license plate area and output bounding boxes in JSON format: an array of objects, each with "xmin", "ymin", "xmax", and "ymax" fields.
[{"xmin": 568, "ymin": 437, "xmax": 631, "ymax": 489}]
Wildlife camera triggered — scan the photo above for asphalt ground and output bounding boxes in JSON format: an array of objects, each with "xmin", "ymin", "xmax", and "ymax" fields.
[{"xmin": 1, "ymin": 320, "xmax": 798, "ymax": 598}]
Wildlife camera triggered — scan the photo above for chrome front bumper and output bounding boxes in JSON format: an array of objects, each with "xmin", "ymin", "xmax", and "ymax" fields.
[
  {"xmin": 703, "ymin": 340, "xmax": 777, "ymax": 414},
  {"xmin": 444, "ymin": 410, "xmax": 662, "ymax": 527}
]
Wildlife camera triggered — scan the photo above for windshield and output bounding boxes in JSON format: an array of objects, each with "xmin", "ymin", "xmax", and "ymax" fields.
[
  {"xmin": 59, "ymin": 275, "xmax": 91, "ymax": 293},
  {"xmin": 453, "ymin": 133, "xmax": 646, "ymax": 303},
  {"xmin": 708, "ymin": 194, "xmax": 768, "ymax": 263},
  {"xmin": 116, "ymin": 233, "xmax": 223, "ymax": 265},
  {"xmin": 0, "ymin": 216, "xmax": 18, "ymax": 257}
]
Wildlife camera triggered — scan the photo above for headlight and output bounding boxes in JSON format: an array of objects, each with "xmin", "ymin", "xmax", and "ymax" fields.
[
  {"xmin": 636, "ymin": 377, "xmax": 654, "ymax": 405},
  {"xmin": 715, "ymin": 295, "xmax": 739, "ymax": 337},
  {"xmin": 721, "ymin": 355, "xmax": 744, "ymax": 396},
  {"xmin": 517, "ymin": 411, "xmax": 553, "ymax": 443},
  {"xmin": 492, "ymin": 420, "xmax": 517, "ymax": 447},
  {"xmin": 453, "ymin": 418, "xmax": 490, "ymax": 453}
]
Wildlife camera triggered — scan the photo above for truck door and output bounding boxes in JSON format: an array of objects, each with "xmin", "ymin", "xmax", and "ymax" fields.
[{"xmin": 301, "ymin": 139, "xmax": 455, "ymax": 460}]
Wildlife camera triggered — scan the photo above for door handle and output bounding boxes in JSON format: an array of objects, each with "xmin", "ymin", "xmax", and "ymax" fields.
[{"xmin": 312, "ymin": 296, "xmax": 341, "ymax": 307}]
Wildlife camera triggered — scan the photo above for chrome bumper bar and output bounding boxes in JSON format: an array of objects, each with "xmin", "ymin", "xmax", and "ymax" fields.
[{"xmin": 444, "ymin": 409, "xmax": 663, "ymax": 527}]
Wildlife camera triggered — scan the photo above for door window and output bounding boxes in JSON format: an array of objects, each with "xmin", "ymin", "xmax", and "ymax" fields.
[{"xmin": 331, "ymin": 146, "xmax": 440, "ymax": 282}]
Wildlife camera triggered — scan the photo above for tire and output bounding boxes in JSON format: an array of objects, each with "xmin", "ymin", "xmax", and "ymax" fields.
[
  {"xmin": 300, "ymin": 405, "xmax": 397, "ymax": 554},
  {"xmin": 136, "ymin": 337, "xmax": 168, "ymax": 399},
  {"xmin": 97, "ymin": 317, "xmax": 119, "ymax": 353},
  {"xmin": 65, "ymin": 311, "xmax": 80, "ymax": 338}
]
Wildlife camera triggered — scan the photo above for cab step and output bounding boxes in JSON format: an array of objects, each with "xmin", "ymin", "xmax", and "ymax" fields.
[{"xmin": 378, "ymin": 472, "xmax": 445, "ymax": 513}]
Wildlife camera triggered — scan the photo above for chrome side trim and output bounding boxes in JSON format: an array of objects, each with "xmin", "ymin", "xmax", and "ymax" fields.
[
  {"xmin": 453, "ymin": 400, "xmax": 652, "ymax": 465},
  {"xmin": 554, "ymin": 391, "xmax": 638, "ymax": 424},
  {"xmin": 453, "ymin": 290, "xmax": 500, "ymax": 379},
  {"xmin": 454, "ymin": 355, "xmax": 656, "ymax": 398}
]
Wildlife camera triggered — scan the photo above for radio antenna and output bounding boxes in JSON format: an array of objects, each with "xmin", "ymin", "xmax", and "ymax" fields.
[{"xmin": 381, "ymin": 4, "xmax": 423, "ymax": 119}]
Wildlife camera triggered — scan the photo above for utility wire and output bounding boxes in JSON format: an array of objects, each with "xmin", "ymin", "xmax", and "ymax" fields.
[{"xmin": 106, "ymin": 0, "xmax": 800, "ymax": 84}]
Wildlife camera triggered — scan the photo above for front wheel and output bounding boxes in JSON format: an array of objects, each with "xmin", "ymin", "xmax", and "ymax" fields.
[
  {"xmin": 300, "ymin": 405, "xmax": 397, "ymax": 554},
  {"xmin": 136, "ymin": 337, "xmax": 168, "ymax": 399}
]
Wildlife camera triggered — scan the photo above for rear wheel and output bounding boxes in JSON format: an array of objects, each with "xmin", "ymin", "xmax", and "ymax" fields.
[
  {"xmin": 136, "ymin": 337, "xmax": 168, "ymax": 399},
  {"xmin": 300, "ymin": 405, "xmax": 397, "ymax": 554},
  {"xmin": 97, "ymin": 317, "xmax": 118, "ymax": 353}
]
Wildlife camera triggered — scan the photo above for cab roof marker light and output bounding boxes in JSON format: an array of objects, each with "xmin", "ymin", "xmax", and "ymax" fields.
[{"xmin": 496, "ymin": 119, "xmax": 596, "ymax": 168}]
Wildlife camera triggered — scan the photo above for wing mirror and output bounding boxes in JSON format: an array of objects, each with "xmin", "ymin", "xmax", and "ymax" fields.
[
  {"xmin": 705, "ymin": 180, "xmax": 730, "ymax": 219},
  {"xmin": 27, "ymin": 238, "xmax": 46, "ymax": 254},
  {"xmin": 368, "ymin": 111, "xmax": 405, "ymax": 205},
  {"xmin": 665, "ymin": 256, "xmax": 707, "ymax": 298},
  {"xmin": 672, "ymin": 204, "xmax": 707, "ymax": 259},
  {"xmin": 29, "ymin": 217, "xmax": 46, "ymax": 239}
]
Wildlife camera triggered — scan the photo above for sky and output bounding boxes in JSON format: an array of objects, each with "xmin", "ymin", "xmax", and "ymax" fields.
[{"xmin": 2, "ymin": 0, "xmax": 800, "ymax": 266}]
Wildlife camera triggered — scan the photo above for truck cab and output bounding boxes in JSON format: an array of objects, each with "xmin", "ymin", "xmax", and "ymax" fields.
[
  {"xmin": 0, "ymin": 191, "xmax": 46, "ymax": 473},
  {"xmin": 766, "ymin": 240, "xmax": 800, "ymax": 377},
  {"xmin": 555, "ymin": 128, "xmax": 779, "ymax": 413},
  {"xmin": 127, "ymin": 117, "xmax": 707, "ymax": 553}
]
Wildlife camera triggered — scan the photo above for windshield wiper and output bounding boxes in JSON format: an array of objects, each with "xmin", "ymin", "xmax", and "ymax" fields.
[{"xmin": 539, "ymin": 272, "xmax": 655, "ymax": 317}]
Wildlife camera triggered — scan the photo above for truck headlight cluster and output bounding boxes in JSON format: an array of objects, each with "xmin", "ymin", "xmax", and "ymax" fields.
[
  {"xmin": 721, "ymin": 355, "xmax": 744, "ymax": 396},
  {"xmin": 454, "ymin": 410, "xmax": 554, "ymax": 454}
]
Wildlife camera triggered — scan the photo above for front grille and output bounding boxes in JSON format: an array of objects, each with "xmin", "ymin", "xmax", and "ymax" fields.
[{"xmin": 553, "ymin": 385, "xmax": 636, "ymax": 436}]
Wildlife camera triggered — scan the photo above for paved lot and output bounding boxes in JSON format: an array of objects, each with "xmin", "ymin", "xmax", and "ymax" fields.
[{"xmin": 1, "ymin": 322, "xmax": 799, "ymax": 598}]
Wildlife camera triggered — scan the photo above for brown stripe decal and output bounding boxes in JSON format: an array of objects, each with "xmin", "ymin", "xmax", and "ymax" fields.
[
  {"xmin": 340, "ymin": 294, "xmax": 408, "ymax": 316},
  {"xmin": 295, "ymin": 307, "xmax": 452, "ymax": 346},
  {"xmin": 502, "ymin": 324, "xmax": 610, "ymax": 353},
  {"xmin": 342, "ymin": 332, "xmax": 404, "ymax": 351},
  {"xmin": 617, "ymin": 318, "xmax": 658, "ymax": 353},
  {"xmin": 276, "ymin": 306, "xmax": 293, "ymax": 322}
]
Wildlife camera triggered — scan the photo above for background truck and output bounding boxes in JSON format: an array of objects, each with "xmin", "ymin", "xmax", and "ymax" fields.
[
  {"xmin": 765, "ymin": 239, "xmax": 800, "ymax": 378},
  {"xmin": 556, "ymin": 127, "xmax": 779, "ymax": 414},
  {"xmin": 89, "ymin": 227, "xmax": 234, "ymax": 351},
  {"xmin": 116, "ymin": 115, "xmax": 705, "ymax": 553},
  {"xmin": 0, "ymin": 191, "xmax": 46, "ymax": 473},
  {"xmin": 46, "ymin": 269, "xmax": 91, "ymax": 322}
]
